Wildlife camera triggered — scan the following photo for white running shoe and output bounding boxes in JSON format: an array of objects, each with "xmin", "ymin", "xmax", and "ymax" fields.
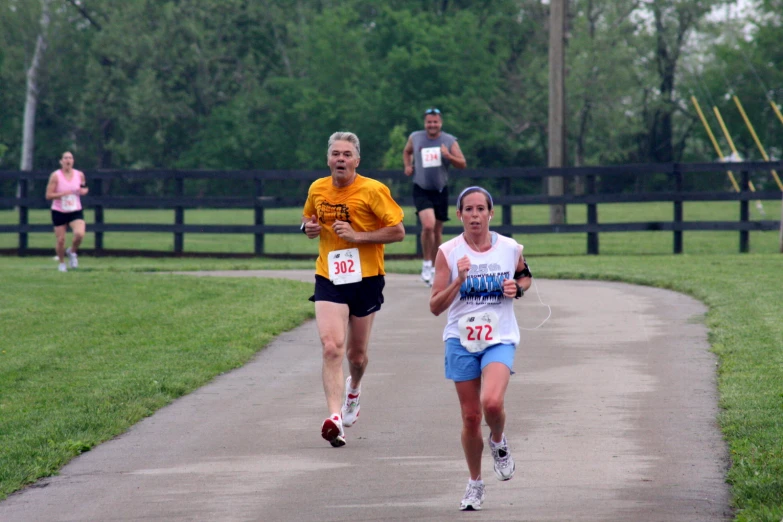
[
  {"xmin": 341, "ymin": 376, "xmax": 361, "ymax": 427},
  {"xmin": 58, "ymin": 263, "xmax": 68, "ymax": 273},
  {"xmin": 489, "ymin": 434, "xmax": 516, "ymax": 481},
  {"xmin": 420, "ymin": 266, "xmax": 430, "ymax": 285},
  {"xmin": 66, "ymin": 247, "xmax": 78, "ymax": 269},
  {"xmin": 321, "ymin": 414, "xmax": 345, "ymax": 447},
  {"xmin": 459, "ymin": 481, "xmax": 485, "ymax": 511},
  {"xmin": 420, "ymin": 265, "xmax": 433, "ymax": 287}
]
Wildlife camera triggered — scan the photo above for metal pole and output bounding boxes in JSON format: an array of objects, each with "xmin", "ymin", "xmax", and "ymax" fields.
[
  {"xmin": 733, "ymin": 96, "xmax": 783, "ymax": 190},
  {"xmin": 690, "ymin": 96, "xmax": 740, "ymax": 192}
]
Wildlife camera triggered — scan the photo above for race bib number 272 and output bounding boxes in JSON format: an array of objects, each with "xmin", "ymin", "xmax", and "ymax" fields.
[{"xmin": 458, "ymin": 311, "xmax": 499, "ymax": 353}]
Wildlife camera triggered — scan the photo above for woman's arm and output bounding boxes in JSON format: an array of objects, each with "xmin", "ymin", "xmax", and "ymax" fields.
[{"xmin": 430, "ymin": 251, "xmax": 470, "ymax": 316}]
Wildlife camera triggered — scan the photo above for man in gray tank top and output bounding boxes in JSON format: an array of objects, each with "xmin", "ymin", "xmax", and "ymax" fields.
[{"xmin": 403, "ymin": 108, "xmax": 467, "ymax": 286}]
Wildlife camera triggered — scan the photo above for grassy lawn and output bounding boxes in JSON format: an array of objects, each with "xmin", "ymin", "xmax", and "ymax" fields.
[
  {"xmin": 1, "ymin": 243, "xmax": 782, "ymax": 518},
  {"xmin": 1, "ymin": 200, "xmax": 780, "ymax": 255}
]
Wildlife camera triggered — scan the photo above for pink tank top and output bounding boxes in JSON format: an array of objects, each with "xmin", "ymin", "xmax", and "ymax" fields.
[{"xmin": 50, "ymin": 169, "xmax": 83, "ymax": 212}]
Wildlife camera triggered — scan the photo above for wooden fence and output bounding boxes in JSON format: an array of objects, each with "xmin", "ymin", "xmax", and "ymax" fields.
[{"xmin": 1, "ymin": 160, "xmax": 782, "ymax": 256}]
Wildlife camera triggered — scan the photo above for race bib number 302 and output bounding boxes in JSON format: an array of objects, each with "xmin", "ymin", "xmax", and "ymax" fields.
[
  {"xmin": 328, "ymin": 248, "xmax": 362, "ymax": 285},
  {"xmin": 458, "ymin": 311, "xmax": 500, "ymax": 353}
]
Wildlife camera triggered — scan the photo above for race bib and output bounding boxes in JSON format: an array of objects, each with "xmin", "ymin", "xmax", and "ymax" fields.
[
  {"xmin": 61, "ymin": 194, "xmax": 78, "ymax": 212},
  {"xmin": 328, "ymin": 248, "xmax": 362, "ymax": 285},
  {"xmin": 458, "ymin": 311, "xmax": 499, "ymax": 353},
  {"xmin": 421, "ymin": 147, "xmax": 442, "ymax": 168}
]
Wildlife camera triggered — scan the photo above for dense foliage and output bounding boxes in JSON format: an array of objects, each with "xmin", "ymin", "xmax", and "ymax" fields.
[{"xmin": 0, "ymin": 0, "xmax": 781, "ymax": 186}]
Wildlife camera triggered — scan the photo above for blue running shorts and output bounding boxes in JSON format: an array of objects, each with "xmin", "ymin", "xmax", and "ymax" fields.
[{"xmin": 444, "ymin": 337, "xmax": 516, "ymax": 382}]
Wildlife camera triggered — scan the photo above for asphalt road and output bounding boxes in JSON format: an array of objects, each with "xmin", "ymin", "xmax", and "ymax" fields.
[{"xmin": 0, "ymin": 272, "xmax": 732, "ymax": 521}]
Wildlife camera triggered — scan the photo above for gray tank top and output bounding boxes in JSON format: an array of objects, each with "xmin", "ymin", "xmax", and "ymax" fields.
[{"xmin": 410, "ymin": 130, "xmax": 457, "ymax": 191}]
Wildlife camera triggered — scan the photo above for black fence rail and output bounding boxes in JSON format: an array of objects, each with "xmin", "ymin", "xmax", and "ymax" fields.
[{"xmin": 1, "ymin": 161, "xmax": 781, "ymax": 256}]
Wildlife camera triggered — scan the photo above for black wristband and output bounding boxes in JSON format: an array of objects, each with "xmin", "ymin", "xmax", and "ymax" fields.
[{"xmin": 514, "ymin": 282, "xmax": 524, "ymax": 299}]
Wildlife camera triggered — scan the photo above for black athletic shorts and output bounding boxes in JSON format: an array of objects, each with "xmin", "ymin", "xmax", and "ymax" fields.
[
  {"xmin": 309, "ymin": 275, "xmax": 385, "ymax": 317},
  {"xmin": 413, "ymin": 184, "xmax": 449, "ymax": 222},
  {"xmin": 51, "ymin": 210, "xmax": 84, "ymax": 227}
]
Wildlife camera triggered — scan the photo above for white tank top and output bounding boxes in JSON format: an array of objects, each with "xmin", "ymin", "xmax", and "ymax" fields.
[{"xmin": 440, "ymin": 232, "xmax": 523, "ymax": 346}]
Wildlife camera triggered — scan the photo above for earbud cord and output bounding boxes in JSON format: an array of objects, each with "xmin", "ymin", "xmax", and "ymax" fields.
[
  {"xmin": 462, "ymin": 226, "xmax": 490, "ymax": 253},
  {"xmin": 518, "ymin": 277, "xmax": 552, "ymax": 331},
  {"xmin": 461, "ymin": 220, "xmax": 551, "ymax": 330}
]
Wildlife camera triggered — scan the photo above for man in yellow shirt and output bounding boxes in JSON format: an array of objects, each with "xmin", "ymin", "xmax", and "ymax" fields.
[{"xmin": 302, "ymin": 131, "xmax": 405, "ymax": 447}]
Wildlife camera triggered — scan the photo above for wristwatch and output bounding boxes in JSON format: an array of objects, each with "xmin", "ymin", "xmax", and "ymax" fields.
[
  {"xmin": 514, "ymin": 282, "xmax": 524, "ymax": 299},
  {"xmin": 300, "ymin": 222, "xmax": 307, "ymax": 234}
]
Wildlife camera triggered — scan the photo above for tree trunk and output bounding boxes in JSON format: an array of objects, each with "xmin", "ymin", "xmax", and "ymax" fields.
[
  {"xmin": 16, "ymin": 0, "xmax": 50, "ymax": 209},
  {"xmin": 20, "ymin": 0, "xmax": 51, "ymax": 172}
]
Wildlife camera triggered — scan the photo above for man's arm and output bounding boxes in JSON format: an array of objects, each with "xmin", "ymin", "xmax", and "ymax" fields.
[
  {"xmin": 403, "ymin": 136, "xmax": 414, "ymax": 176},
  {"xmin": 332, "ymin": 221, "xmax": 405, "ymax": 244},
  {"xmin": 444, "ymin": 141, "xmax": 467, "ymax": 169}
]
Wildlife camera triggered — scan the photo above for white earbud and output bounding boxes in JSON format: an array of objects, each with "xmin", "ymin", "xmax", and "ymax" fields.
[{"xmin": 489, "ymin": 216, "xmax": 492, "ymax": 221}]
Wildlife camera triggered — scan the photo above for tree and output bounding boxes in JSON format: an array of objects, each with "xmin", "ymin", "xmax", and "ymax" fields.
[{"xmin": 20, "ymin": 0, "xmax": 51, "ymax": 172}]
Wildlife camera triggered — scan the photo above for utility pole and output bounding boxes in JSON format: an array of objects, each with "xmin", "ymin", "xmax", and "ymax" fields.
[{"xmin": 548, "ymin": 0, "xmax": 566, "ymax": 224}]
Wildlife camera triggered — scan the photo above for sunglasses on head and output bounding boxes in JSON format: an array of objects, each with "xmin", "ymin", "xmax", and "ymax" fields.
[{"xmin": 424, "ymin": 108, "xmax": 441, "ymax": 115}]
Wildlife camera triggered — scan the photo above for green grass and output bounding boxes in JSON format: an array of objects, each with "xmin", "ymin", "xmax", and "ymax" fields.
[
  {"xmin": 0, "ymin": 259, "xmax": 315, "ymax": 500},
  {"xmin": 1, "ymin": 251, "xmax": 783, "ymax": 518},
  {"xmin": 2, "ymin": 199, "xmax": 780, "ymax": 255}
]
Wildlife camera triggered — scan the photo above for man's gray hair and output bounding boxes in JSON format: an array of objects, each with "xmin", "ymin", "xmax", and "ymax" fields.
[{"xmin": 327, "ymin": 132, "xmax": 360, "ymax": 158}]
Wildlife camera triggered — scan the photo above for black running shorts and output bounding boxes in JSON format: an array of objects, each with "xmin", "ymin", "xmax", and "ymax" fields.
[
  {"xmin": 51, "ymin": 210, "xmax": 84, "ymax": 227},
  {"xmin": 412, "ymin": 184, "xmax": 449, "ymax": 222},
  {"xmin": 309, "ymin": 275, "xmax": 385, "ymax": 317}
]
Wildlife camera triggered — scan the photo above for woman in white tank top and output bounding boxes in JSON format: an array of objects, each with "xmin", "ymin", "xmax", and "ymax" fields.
[
  {"xmin": 45, "ymin": 151, "xmax": 89, "ymax": 272},
  {"xmin": 428, "ymin": 186, "xmax": 532, "ymax": 511}
]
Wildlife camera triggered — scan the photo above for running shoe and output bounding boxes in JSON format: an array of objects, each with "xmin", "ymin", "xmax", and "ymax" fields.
[
  {"xmin": 421, "ymin": 265, "xmax": 433, "ymax": 287},
  {"xmin": 321, "ymin": 414, "xmax": 345, "ymax": 447},
  {"xmin": 489, "ymin": 434, "xmax": 516, "ymax": 481},
  {"xmin": 459, "ymin": 481, "xmax": 485, "ymax": 511},
  {"xmin": 58, "ymin": 263, "xmax": 68, "ymax": 273},
  {"xmin": 341, "ymin": 376, "xmax": 361, "ymax": 427},
  {"xmin": 66, "ymin": 247, "xmax": 78, "ymax": 269}
]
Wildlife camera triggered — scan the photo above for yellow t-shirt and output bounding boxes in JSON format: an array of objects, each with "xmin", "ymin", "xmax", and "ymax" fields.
[{"xmin": 303, "ymin": 174, "xmax": 404, "ymax": 279}]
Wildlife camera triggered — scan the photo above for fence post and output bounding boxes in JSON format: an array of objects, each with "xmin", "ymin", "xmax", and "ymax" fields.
[
  {"xmin": 18, "ymin": 176, "xmax": 28, "ymax": 256},
  {"xmin": 740, "ymin": 171, "xmax": 749, "ymax": 253},
  {"xmin": 502, "ymin": 176, "xmax": 512, "ymax": 228},
  {"xmin": 93, "ymin": 177, "xmax": 104, "ymax": 252},
  {"xmin": 254, "ymin": 177, "xmax": 264, "ymax": 256},
  {"xmin": 174, "ymin": 176, "xmax": 184, "ymax": 254},
  {"xmin": 779, "ymin": 191, "xmax": 782, "ymax": 253},
  {"xmin": 586, "ymin": 174, "xmax": 598, "ymax": 254},
  {"xmin": 673, "ymin": 164, "xmax": 683, "ymax": 254}
]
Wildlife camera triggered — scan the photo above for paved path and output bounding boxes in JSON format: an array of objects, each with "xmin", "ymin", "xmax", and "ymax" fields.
[{"xmin": 0, "ymin": 272, "xmax": 731, "ymax": 521}]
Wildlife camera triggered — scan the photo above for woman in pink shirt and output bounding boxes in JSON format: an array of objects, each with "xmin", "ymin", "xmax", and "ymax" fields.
[{"xmin": 45, "ymin": 151, "xmax": 88, "ymax": 272}]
